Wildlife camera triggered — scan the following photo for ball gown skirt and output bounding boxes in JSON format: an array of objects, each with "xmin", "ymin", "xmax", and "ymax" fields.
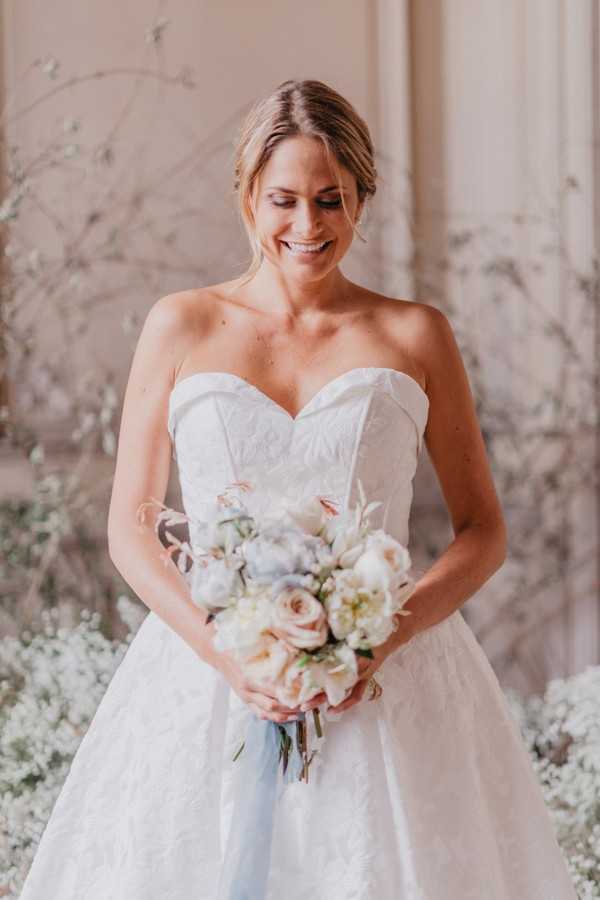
[{"xmin": 18, "ymin": 367, "xmax": 578, "ymax": 899}]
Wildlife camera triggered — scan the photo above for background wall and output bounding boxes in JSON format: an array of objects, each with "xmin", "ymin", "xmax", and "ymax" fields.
[{"xmin": 0, "ymin": 0, "xmax": 597, "ymax": 695}]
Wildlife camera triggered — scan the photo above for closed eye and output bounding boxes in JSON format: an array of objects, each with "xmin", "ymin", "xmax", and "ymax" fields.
[{"xmin": 270, "ymin": 198, "xmax": 342, "ymax": 209}]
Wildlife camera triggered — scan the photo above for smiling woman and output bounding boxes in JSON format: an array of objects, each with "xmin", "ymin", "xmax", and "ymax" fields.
[
  {"xmin": 229, "ymin": 77, "xmax": 376, "ymax": 289},
  {"xmin": 17, "ymin": 78, "xmax": 579, "ymax": 900},
  {"xmin": 249, "ymin": 134, "xmax": 363, "ymax": 273}
]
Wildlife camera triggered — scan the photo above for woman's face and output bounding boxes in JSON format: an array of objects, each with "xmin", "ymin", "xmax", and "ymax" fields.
[{"xmin": 252, "ymin": 134, "xmax": 363, "ymax": 280}]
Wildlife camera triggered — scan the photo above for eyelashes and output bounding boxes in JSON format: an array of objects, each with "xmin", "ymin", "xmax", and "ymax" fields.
[{"xmin": 270, "ymin": 199, "xmax": 342, "ymax": 209}]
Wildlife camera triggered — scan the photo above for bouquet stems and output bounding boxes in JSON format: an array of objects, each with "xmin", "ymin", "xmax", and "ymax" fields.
[{"xmin": 275, "ymin": 708, "xmax": 322, "ymax": 783}]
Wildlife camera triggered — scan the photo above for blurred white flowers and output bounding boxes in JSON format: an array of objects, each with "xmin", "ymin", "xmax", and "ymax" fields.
[
  {"xmin": 0, "ymin": 597, "xmax": 139, "ymax": 898},
  {"xmin": 507, "ymin": 667, "xmax": 600, "ymax": 898}
]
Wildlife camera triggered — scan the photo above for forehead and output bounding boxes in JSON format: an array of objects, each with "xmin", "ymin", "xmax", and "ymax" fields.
[{"xmin": 259, "ymin": 135, "xmax": 355, "ymax": 193}]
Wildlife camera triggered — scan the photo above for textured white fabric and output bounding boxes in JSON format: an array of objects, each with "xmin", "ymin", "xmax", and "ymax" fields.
[{"xmin": 19, "ymin": 366, "xmax": 577, "ymax": 899}]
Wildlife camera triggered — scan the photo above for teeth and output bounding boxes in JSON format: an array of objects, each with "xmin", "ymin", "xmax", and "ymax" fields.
[{"xmin": 284, "ymin": 240, "xmax": 329, "ymax": 253}]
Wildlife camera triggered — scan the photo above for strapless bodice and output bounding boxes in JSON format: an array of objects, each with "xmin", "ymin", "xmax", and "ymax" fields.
[{"xmin": 167, "ymin": 367, "xmax": 429, "ymax": 548}]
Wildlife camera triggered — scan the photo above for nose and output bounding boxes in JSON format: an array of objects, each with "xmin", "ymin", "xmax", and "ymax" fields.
[{"xmin": 292, "ymin": 200, "xmax": 323, "ymax": 238}]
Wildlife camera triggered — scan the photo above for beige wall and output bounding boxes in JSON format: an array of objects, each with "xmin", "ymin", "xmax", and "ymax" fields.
[
  {"xmin": 2, "ymin": 0, "xmax": 598, "ymax": 691},
  {"xmin": 407, "ymin": 0, "xmax": 599, "ymax": 691},
  {"xmin": 2, "ymin": 0, "xmax": 379, "ymax": 408}
]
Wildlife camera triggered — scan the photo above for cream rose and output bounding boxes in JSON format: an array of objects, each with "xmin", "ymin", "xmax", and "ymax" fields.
[
  {"xmin": 238, "ymin": 633, "xmax": 299, "ymax": 687},
  {"xmin": 270, "ymin": 587, "xmax": 329, "ymax": 650}
]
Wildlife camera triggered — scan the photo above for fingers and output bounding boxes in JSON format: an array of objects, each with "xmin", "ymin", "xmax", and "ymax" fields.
[
  {"xmin": 245, "ymin": 679, "xmax": 301, "ymax": 711},
  {"xmin": 299, "ymin": 691, "xmax": 327, "ymax": 712},
  {"xmin": 327, "ymin": 678, "xmax": 368, "ymax": 714},
  {"xmin": 245, "ymin": 688, "xmax": 302, "ymax": 723},
  {"xmin": 249, "ymin": 702, "xmax": 299, "ymax": 724}
]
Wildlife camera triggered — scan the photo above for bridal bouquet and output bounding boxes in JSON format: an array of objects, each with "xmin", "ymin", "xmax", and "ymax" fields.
[{"xmin": 138, "ymin": 479, "xmax": 415, "ymax": 783}]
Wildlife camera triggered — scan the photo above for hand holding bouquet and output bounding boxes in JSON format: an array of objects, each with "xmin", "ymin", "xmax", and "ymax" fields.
[{"xmin": 138, "ymin": 479, "xmax": 416, "ymax": 782}]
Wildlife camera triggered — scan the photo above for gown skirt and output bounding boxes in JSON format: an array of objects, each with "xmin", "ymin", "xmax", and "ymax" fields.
[
  {"xmin": 17, "ymin": 606, "xmax": 578, "ymax": 900},
  {"xmin": 19, "ymin": 366, "xmax": 578, "ymax": 898}
]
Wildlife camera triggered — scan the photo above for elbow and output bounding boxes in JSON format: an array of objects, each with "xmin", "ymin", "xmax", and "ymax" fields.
[
  {"xmin": 485, "ymin": 516, "xmax": 508, "ymax": 571},
  {"xmin": 107, "ymin": 529, "xmax": 123, "ymax": 568},
  {"xmin": 107, "ymin": 515, "xmax": 129, "ymax": 568},
  {"xmin": 457, "ymin": 514, "xmax": 508, "ymax": 571}
]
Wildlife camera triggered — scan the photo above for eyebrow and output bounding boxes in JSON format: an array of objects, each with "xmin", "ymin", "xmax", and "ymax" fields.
[{"xmin": 266, "ymin": 185, "xmax": 348, "ymax": 194}]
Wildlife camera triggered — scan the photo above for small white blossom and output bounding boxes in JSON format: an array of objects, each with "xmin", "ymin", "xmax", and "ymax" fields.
[{"xmin": 41, "ymin": 56, "xmax": 60, "ymax": 79}]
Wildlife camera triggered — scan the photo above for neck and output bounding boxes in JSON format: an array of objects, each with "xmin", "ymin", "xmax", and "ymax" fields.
[{"xmin": 240, "ymin": 258, "xmax": 351, "ymax": 319}]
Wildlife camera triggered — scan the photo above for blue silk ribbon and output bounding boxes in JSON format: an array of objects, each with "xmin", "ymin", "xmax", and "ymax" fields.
[{"xmin": 216, "ymin": 712, "xmax": 305, "ymax": 900}]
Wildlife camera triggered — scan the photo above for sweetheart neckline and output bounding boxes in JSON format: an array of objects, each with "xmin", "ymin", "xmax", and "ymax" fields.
[{"xmin": 169, "ymin": 366, "xmax": 429, "ymax": 423}]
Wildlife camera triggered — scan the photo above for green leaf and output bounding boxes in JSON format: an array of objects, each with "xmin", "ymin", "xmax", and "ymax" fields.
[{"xmin": 232, "ymin": 740, "xmax": 245, "ymax": 762}]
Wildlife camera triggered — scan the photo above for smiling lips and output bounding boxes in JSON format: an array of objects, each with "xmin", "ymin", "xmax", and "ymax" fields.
[{"xmin": 281, "ymin": 239, "xmax": 332, "ymax": 255}]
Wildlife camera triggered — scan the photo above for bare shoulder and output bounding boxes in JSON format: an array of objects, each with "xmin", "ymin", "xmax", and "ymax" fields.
[
  {"xmin": 143, "ymin": 286, "xmax": 223, "ymax": 381},
  {"xmin": 390, "ymin": 301, "xmax": 462, "ymax": 393},
  {"xmin": 146, "ymin": 287, "xmax": 218, "ymax": 335},
  {"xmin": 371, "ymin": 293, "xmax": 444, "ymax": 331},
  {"xmin": 362, "ymin": 291, "xmax": 450, "ymax": 390}
]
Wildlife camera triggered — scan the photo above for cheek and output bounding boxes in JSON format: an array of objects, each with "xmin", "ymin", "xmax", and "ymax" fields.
[{"xmin": 257, "ymin": 207, "xmax": 288, "ymax": 235}]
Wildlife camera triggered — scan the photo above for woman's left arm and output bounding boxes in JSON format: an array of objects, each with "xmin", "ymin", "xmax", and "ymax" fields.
[
  {"xmin": 326, "ymin": 304, "xmax": 508, "ymax": 713},
  {"xmin": 393, "ymin": 303, "xmax": 508, "ymax": 644}
]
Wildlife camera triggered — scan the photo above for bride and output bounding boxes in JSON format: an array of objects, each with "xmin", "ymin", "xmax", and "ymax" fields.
[{"xmin": 18, "ymin": 79, "xmax": 577, "ymax": 899}]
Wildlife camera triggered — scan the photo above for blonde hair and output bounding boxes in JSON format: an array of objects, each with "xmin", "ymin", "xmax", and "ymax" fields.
[{"xmin": 228, "ymin": 78, "xmax": 378, "ymax": 291}]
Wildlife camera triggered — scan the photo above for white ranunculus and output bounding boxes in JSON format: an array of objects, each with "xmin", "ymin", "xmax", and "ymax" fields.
[
  {"xmin": 352, "ymin": 531, "xmax": 411, "ymax": 595},
  {"xmin": 211, "ymin": 590, "xmax": 273, "ymax": 654},
  {"xmin": 190, "ymin": 555, "xmax": 243, "ymax": 611},
  {"xmin": 270, "ymin": 587, "xmax": 329, "ymax": 650},
  {"xmin": 323, "ymin": 568, "xmax": 407, "ymax": 650}
]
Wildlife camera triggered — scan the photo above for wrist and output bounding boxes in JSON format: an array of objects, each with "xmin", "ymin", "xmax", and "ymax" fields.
[
  {"xmin": 193, "ymin": 610, "xmax": 221, "ymax": 669},
  {"xmin": 388, "ymin": 611, "xmax": 419, "ymax": 655}
]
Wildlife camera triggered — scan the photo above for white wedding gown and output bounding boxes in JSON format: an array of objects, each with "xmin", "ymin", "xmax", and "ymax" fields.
[{"xmin": 18, "ymin": 367, "xmax": 578, "ymax": 900}]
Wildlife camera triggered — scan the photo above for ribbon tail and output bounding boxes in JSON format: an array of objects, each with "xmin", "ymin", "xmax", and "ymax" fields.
[{"xmin": 216, "ymin": 713, "xmax": 304, "ymax": 900}]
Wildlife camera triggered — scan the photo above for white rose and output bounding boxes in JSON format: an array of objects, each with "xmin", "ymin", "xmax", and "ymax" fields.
[
  {"xmin": 270, "ymin": 587, "xmax": 329, "ymax": 650},
  {"xmin": 278, "ymin": 495, "xmax": 333, "ymax": 536},
  {"xmin": 353, "ymin": 532, "xmax": 411, "ymax": 595},
  {"xmin": 190, "ymin": 555, "xmax": 243, "ymax": 611},
  {"xmin": 212, "ymin": 590, "xmax": 272, "ymax": 654},
  {"xmin": 249, "ymin": 489, "xmax": 329, "ymax": 532}
]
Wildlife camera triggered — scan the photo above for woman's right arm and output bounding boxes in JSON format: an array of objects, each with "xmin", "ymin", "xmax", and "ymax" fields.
[
  {"xmin": 106, "ymin": 293, "xmax": 221, "ymax": 665},
  {"xmin": 106, "ymin": 293, "xmax": 308, "ymax": 723}
]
